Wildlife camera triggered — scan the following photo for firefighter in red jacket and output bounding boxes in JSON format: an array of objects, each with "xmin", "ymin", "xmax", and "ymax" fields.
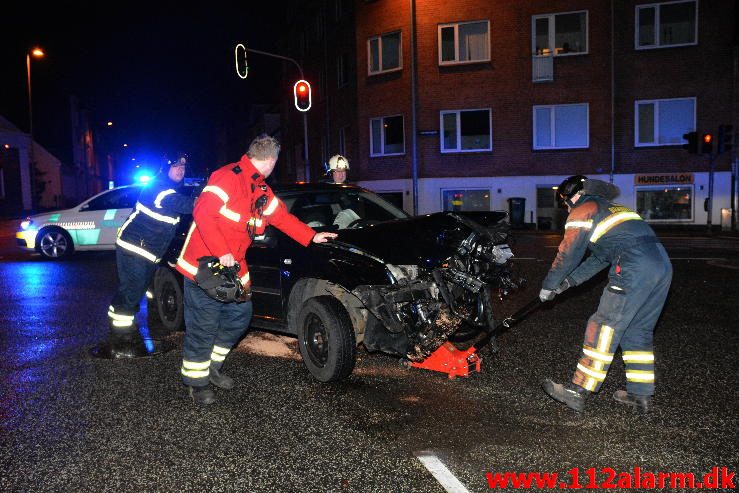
[{"xmin": 176, "ymin": 134, "xmax": 337, "ymax": 405}]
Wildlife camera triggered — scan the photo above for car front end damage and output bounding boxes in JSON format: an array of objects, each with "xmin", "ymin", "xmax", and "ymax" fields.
[{"xmin": 323, "ymin": 212, "xmax": 523, "ymax": 363}]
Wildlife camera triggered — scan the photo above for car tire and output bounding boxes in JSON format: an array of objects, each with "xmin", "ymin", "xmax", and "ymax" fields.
[
  {"xmin": 297, "ymin": 297, "xmax": 356, "ymax": 382},
  {"xmin": 36, "ymin": 227, "xmax": 74, "ymax": 260},
  {"xmin": 147, "ymin": 268, "xmax": 184, "ymax": 336}
]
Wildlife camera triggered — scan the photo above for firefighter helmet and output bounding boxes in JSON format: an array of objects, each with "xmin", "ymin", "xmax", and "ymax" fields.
[
  {"xmin": 160, "ymin": 152, "xmax": 188, "ymax": 174},
  {"xmin": 328, "ymin": 154, "xmax": 349, "ymax": 172},
  {"xmin": 194, "ymin": 256, "xmax": 250, "ymax": 303},
  {"xmin": 556, "ymin": 175, "xmax": 587, "ymax": 208}
]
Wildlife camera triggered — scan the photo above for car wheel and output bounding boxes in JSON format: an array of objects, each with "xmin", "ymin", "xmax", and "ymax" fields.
[
  {"xmin": 147, "ymin": 268, "xmax": 184, "ymax": 336},
  {"xmin": 37, "ymin": 227, "xmax": 74, "ymax": 259},
  {"xmin": 297, "ymin": 297, "xmax": 356, "ymax": 382}
]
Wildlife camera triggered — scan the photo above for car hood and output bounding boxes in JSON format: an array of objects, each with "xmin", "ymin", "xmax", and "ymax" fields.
[{"xmin": 330, "ymin": 211, "xmax": 507, "ymax": 267}]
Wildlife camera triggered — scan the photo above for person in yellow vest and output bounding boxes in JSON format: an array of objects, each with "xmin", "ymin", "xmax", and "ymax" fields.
[{"xmin": 539, "ymin": 175, "xmax": 672, "ymax": 413}]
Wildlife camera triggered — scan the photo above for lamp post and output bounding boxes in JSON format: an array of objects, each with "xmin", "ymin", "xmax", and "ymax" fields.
[{"xmin": 26, "ymin": 47, "xmax": 45, "ymax": 209}]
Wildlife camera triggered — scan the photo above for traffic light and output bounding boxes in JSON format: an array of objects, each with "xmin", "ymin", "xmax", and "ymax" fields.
[
  {"xmin": 718, "ymin": 124, "xmax": 733, "ymax": 154},
  {"xmin": 682, "ymin": 131, "xmax": 698, "ymax": 153},
  {"xmin": 701, "ymin": 133, "xmax": 713, "ymax": 155},
  {"xmin": 293, "ymin": 80, "xmax": 312, "ymax": 112}
]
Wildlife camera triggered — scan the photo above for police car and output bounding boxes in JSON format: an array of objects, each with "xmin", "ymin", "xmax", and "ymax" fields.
[{"xmin": 16, "ymin": 185, "xmax": 142, "ymax": 259}]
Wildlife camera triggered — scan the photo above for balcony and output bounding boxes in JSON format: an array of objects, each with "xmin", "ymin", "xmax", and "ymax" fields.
[{"xmin": 532, "ymin": 53, "xmax": 553, "ymax": 82}]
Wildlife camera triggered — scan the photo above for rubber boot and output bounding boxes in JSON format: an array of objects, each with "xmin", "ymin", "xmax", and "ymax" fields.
[
  {"xmin": 209, "ymin": 368, "xmax": 234, "ymax": 390},
  {"xmin": 542, "ymin": 378, "xmax": 589, "ymax": 412},
  {"xmin": 188, "ymin": 385, "xmax": 216, "ymax": 406},
  {"xmin": 109, "ymin": 328, "xmax": 150, "ymax": 358},
  {"xmin": 613, "ymin": 390, "xmax": 653, "ymax": 413}
]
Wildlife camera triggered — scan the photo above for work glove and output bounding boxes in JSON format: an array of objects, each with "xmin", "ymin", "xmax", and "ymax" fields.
[
  {"xmin": 539, "ymin": 288, "xmax": 556, "ymax": 302},
  {"xmin": 554, "ymin": 277, "xmax": 573, "ymax": 295}
]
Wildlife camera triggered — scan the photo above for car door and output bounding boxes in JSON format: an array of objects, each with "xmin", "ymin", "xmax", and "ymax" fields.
[
  {"xmin": 246, "ymin": 227, "xmax": 284, "ymax": 326},
  {"xmin": 77, "ymin": 186, "xmax": 139, "ymax": 247}
]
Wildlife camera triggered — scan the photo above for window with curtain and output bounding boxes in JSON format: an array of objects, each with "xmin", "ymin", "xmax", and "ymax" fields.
[{"xmin": 438, "ymin": 20, "xmax": 490, "ymax": 65}]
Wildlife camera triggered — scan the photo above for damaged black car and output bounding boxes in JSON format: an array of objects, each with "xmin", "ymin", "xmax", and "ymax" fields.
[{"xmin": 148, "ymin": 183, "xmax": 521, "ymax": 382}]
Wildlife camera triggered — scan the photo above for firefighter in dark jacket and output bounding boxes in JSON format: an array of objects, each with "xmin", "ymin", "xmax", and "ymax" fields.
[
  {"xmin": 107, "ymin": 154, "xmax": 195, "ymax": 356},
  {"xmin": 539, "ymin": 175, "xmax": 672, "ymax": 413}
]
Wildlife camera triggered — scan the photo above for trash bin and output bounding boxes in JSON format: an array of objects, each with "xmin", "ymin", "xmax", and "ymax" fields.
[
  {"xmin": 507, "ymin": 197, "xmax": 526, "ymax": 228},
  {"xmin": 721, "ymin": 208, "xmax": 732, "ymax": 231}
]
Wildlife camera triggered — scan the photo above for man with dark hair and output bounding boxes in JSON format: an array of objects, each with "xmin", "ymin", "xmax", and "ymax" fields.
[
  {"xmin": 176, "ymin": 134, "xmax": 337, "ymax": 405},
  {"xmin": 539, "ymin": 176, "xmax": 672, "ymax": 413},
  {"xmin": 108, "ymin": 153, "xmax": 194, "ymax": 356}
]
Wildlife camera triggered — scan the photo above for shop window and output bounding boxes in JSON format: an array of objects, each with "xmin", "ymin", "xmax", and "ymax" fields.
[
  {"xmin": 533, "ymin": 103, "xmax": 589, "ymax": 149},
  {"xmin": 636, "ymin": 186, "xmax": 693, "ymax": 221},
  {"xmin": 635, "ymin": 97, "xmax": 695, "ymax": 146},
  {"xmin": 532, "ymin": 11, "xmax": 588, "ymax": 56},
  {"xmin": 439, "ymin": 20, "xmax": 490, "ymax": 65},
  {"xmin": 370, "ymin": 115, "xmax": 405, "ymax": 156},
  {"xmin": 368, "ymin": 31, "xmax": 402, "ymax": 75},
  {"xmin": 440, "ymin": 109, "xmax": 492, "ymax": 152},
  {"xmin": 636, "ymin": 1, "xmax": 697, "ymax": 49},
  {"xmin": 442, "ymin": 189, "xmax": 490, "ymax": 212}
]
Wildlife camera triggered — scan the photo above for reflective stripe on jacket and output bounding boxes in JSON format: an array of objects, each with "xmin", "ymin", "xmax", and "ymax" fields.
[
  {"xmin": 175, "ymin": 155, "xmax": 315, "ymax": 284},
  {"xmin": 541, "ymin": 195, "xmax": 658, "ymax": 290},
  {"xmin": 117, "ymin": 176, "xmax": 194, "ymax": 262}
]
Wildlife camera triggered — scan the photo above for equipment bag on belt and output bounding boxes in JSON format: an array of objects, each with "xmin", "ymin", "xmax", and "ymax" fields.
[{"xmin": 194, "ymin": 256, "xmax": 251, "ymax": 303}]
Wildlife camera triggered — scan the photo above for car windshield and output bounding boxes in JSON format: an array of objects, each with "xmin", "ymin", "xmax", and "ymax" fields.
[{"xmin": 283, "ymin": 190, "xmax": 408, "ymax": 230}]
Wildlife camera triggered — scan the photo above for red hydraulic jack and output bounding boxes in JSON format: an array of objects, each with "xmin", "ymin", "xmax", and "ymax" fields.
[
  {"xmin": 407, "ymin": 297, "xmax": 543, "ymax": 380},
  {"xmin": 408, "ymin": 342, "xmax": 481, "ymax": 380}
]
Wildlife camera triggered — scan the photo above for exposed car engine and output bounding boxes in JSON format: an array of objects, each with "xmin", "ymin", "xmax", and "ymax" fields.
[{"xmin": 353, "ymin": 214, "xmax": 522, "ymax": 361}]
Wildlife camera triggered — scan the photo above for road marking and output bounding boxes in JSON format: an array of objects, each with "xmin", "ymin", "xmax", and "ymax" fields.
[{"xmin": 415, "ymin": 452, "xmax": 470, "ymax": 493}]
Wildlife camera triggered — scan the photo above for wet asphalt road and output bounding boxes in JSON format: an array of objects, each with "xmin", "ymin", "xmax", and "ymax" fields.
[{"xmin": 0, "ymin": 229, "xmax": 737, "ymax": 492}]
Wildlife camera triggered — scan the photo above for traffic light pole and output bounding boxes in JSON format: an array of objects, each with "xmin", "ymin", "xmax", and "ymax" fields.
[
  {"xmin": 243, "ymin": 47, "xmax": 310, "ymax": 181},
  {"xmin": 706, "ymin": 152, "xmax": 715, "ymax": 235}
]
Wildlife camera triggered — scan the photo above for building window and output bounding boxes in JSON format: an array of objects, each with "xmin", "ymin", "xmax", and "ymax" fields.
[
  {"xmin": 440, "ymin": 109, "xmax": 492, "ymax": 153},
  {"xmin": 533, "ymin": 11, "xmax": 588, "ymax": 56},
  {"xmin": 438, "ymin": 20, "xmax": 490, "ymax": 65},
  {"xmin": 338, "ymin": 126, "xmax": 349, "ymax": 155},
  {"xmin": 442, "ymin": 189, "xmax": 491, "ymax": 212},
  {"xmin": 635, "ymin": 97, "xmax": 695, "ymax": 146},
  {"xmin": 368, "ymin": 31, "xmax": 402, "ymax": 75},
  {"xmin": 636, "ymin": 186, "xmax": 693, "ymax": 221},
  {"xmin": 370, "ymin": 115, "xmax": 405, "ymax": 156},
  {"xmin": 636, "ymin": 1, "xmax": 697, "ymax": 49},
  {"xmin": 337, "ymin": 53, "xmax": 350, "ymax": 88},
  {"xmin": 334, "ymin": 0, "xmax": 343, "ymax": 21},
  {"xmin": 533, "ymin": 103, "xmax": 589, "ymax": 149}
]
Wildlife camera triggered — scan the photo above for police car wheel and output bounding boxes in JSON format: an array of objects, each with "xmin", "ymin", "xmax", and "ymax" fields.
[
  {"xmin": 297, "ymin": 297, "xmax": 356, "ymax": 382},
  {"xmin": 37, "ymin": 227, "xmax": 74, "ymax": 259},
  {"xmin": 147, "ymin": 268, "xmax": 184, "ymax": 335}
]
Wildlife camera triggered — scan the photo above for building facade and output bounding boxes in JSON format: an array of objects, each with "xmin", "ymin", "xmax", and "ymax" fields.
[{"xmin": 281, "ymin": 0, "xmax": 737, "ymax": 228}]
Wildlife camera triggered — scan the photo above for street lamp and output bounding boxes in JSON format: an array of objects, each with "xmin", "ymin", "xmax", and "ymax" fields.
[{"xmin": 26, "ymin": 47, "xmax": 45, "ymax": 209}]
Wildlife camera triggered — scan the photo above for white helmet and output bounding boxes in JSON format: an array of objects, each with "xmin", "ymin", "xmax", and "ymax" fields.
[{"xmin": 328, "ymin": 154, "xmax": 349, "ymax": 171}]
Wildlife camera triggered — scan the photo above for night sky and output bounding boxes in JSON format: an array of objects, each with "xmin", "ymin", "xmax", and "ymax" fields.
[{"xmin": 0, "ymin": 2, "xmax": 285, "ymax": 178}]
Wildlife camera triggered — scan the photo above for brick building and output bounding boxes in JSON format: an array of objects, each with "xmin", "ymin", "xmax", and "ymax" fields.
[{"xmin": 280, "ymin": 0, "xmax": 737, "ymax": 228}]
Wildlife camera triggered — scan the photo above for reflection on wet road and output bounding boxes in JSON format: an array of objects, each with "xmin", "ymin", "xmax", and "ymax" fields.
[{"xmin": 0, "ymin": 236, "xmax": 737, "ymax": 492}]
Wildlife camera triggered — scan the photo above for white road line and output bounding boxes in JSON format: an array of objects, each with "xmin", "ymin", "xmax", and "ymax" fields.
[{"xmin": 415, "ymin": 452, "xmax": 470, "ymax": 493}]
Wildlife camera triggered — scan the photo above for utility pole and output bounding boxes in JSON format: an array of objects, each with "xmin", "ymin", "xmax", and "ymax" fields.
[{"xmin": 236, "ymin": 46, "xmax": 310, "ymax": 181}]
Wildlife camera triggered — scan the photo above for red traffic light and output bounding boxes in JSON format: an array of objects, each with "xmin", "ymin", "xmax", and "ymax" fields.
[
  {"xmin": 293, "ymin": 79, "xmax": 312, "ymax": 112},
  {"xmin": 703, "ymin": 134, "xmax": 712, "ymax": 144},
  {"xmin": 701, "ymin": 133, "xmax": 714, "ymax": 154}
]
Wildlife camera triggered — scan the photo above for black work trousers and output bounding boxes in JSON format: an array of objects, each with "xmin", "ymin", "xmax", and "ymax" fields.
[{"xmin": 108, "ymin": 248, "xmax": 158, "ymax": 332}]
